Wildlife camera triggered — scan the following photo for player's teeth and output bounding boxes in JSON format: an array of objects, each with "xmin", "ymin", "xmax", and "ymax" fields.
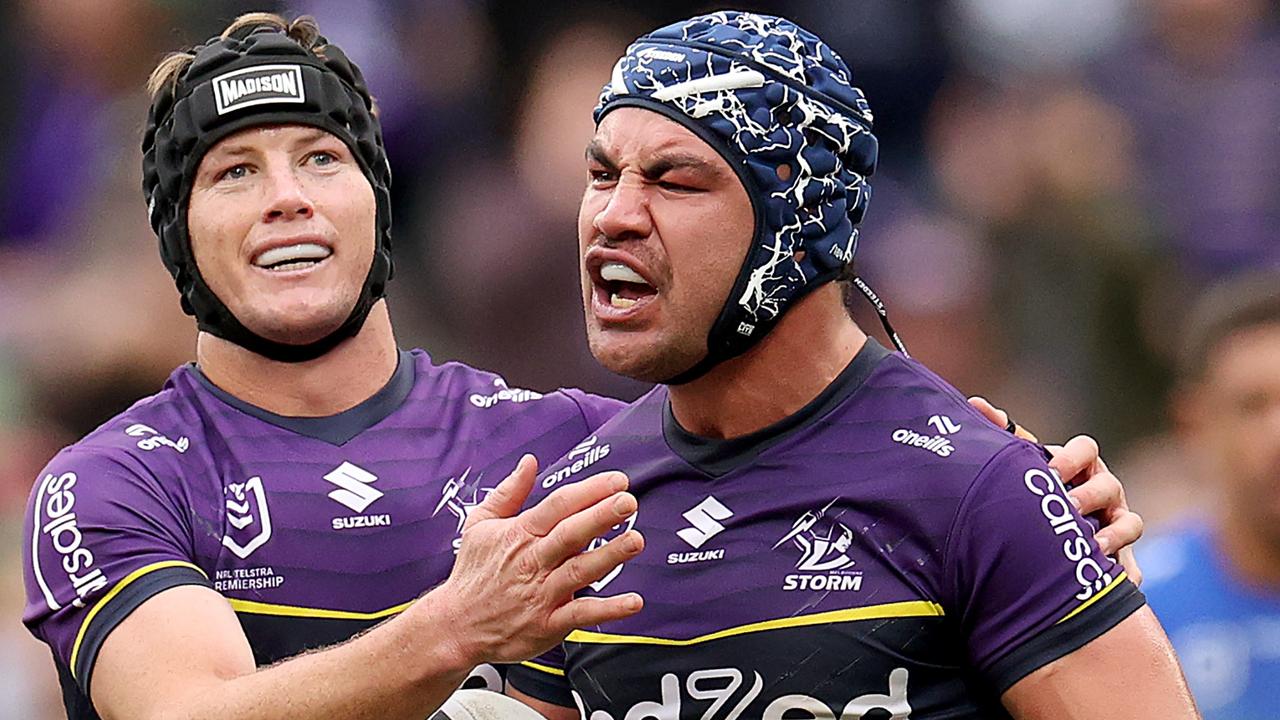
[
  {"xmin": 601, "ymin": 262, "xmax": 649, "ymax": 286},
  {"xmin": 269, "ymin": 260, "xmax": 318, "ymax": 272},
  {"xmin": 610, "ymin": 294, "xmax": 638, "ymax": 309},
  {"xmin": 254, "ymin": 243, "xmax": 331, "ymax": 268}
]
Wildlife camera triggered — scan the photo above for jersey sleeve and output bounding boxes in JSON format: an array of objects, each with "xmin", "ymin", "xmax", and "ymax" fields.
[
  {"xmin": 560, "ymin": 388, "xmax": 627, "ymax": 432},
  {"xmin": 507, "ymin": 644, "xmax": 575, "ymax": 708},
  {"xmin": 943, "ymin": 441, "xmax": 1145, "ymax": 695},
  {"xmin": 21, "ymin": 448, "xmax": 210, "ymax": 697}
]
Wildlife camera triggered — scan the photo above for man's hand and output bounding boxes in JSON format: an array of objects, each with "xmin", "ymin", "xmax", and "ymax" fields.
[
  {"xmin": 968, "ymin": 397, "xmax": 1145, "ymax": 585},
  {"xmin": 91, "ymin": 455, "xmax": 644, "ymax": 720},
  {"xmin": 433, "ymin": 455, "xmax": 645, "ymax": 666}
]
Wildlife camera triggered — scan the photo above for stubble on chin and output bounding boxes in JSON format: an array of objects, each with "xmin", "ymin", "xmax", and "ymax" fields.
[
  {"xmin": 239, "ymin": 295, "xmax": 355, "ymax": 345},
  {"xmin": 586, "ymin": 328, "xmax": 704, "ymax": 384}
]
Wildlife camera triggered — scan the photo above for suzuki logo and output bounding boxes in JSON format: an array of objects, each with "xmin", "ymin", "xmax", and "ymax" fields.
[
  {"xmin": 677, "ymin": 496, "xmax": 733, "ymax": 549},
  {"xmin": 323, "ymin": 462, "xmax": 383, "ymax": 513}
]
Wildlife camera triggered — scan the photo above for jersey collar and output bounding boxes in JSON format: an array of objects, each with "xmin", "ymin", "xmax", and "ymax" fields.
[
  {"xmin": 663, "ymin": 338, "xmax": 891, "ymax": 477},
  {"xmin": 188, "ymin": 349, "xmax": 416, "ymax": 445}
]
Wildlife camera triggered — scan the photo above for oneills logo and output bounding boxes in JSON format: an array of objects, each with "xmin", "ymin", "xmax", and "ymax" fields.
[{"xmin": 212, "ymin": 64, "xmax": 306, "ymax": 115}]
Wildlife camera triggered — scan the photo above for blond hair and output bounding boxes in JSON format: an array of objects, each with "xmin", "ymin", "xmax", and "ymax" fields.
[{"xmin": 145, "ymin": 13, "xmax": 325, "ymax": 99}]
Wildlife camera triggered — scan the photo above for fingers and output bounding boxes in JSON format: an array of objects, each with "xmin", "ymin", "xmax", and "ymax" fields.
[
  {"xmin": 967, "ymin": 396, "xmax": 1040, "ymax": 442},
  {"xmin": 1010, "ymin": 424, "xmax": 1039, "ymax": 443},
  {"xmin": 548, "ymin": 592, "xmax": 644, "ymax": 632},
  {"xmin": 520, "ymin": 471, "xmax": 630, "ymax": 538},
  {"xmin": 1094, "ymin": 509, "xmax": 1145, "ymax": 558},
  {"xmin": 464, "ymin": 454, "xmax": 538, "ymax": 530},
  {"xmin": 1049, "ymin": 435, "xmax": 1102, "ymax": 485},
  {"xmin": 536, "ymin": 491, "xmax": 637, "ymax": 569},
  {"xmin": 967, "ymin": 396, "xmax": 1006, "ymax": 427},
  {"xmin": 1064, "ymin": 465, "xmax": 1121, "ymax": 515},
  {"xmin": 1116, "ymin": 546, "xmax": 1144, "ymax": 587},
  {"xmin": 547, "ymin": 529, "xmax": 645, "ymax": 598}
]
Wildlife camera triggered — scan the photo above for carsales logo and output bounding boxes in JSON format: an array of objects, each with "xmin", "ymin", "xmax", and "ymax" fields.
[
  {"xmin": 31, "ymin": 472, "xmax": 109, "ymax": 610},
  {"xmin": 1023, "ymin": 468, "xmax": 1113, "ymax": 601}
]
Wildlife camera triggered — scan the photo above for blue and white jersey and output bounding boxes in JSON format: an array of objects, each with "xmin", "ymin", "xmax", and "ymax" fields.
[{"xmin": 1140, "ymin": 524, "xmax": 1280, "ymax": 720}]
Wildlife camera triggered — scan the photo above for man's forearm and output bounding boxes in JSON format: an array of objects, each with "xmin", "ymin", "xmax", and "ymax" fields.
[
  {"xmin": 191, "ymin": 595, "xmax": 469, "ymax": 719},
  {"xmin": 96, "ymin": 587, "xmax": 476, "ymax": 720},
  {"xmin": 92, "ymin": 467, "xmax": 643, "ymax": 720}
]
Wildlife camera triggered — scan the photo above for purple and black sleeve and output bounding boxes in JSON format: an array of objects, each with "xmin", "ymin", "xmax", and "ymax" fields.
[
  {"xmin": 944, "ymin": 441, "xmax": 1145, "ymax": 694},
  {"xmin": 22, "ymin": 449, "xmax": 210, "ymax": 697}
]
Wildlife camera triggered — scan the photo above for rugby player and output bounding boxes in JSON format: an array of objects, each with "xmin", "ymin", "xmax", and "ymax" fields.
[
  {"xmin": 21, "ymin": 11, "xmax": 1144, "ymax": 720},
  {"xmin": 21, "ymin": 15, "xmax": 643, "ymax": 720},
  {"xmin": 506, "ymin": 12, "xmax": 1194, "ymax": 719}
]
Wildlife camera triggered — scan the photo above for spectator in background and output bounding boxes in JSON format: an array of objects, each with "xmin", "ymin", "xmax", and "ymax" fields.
[
  {"xmin": 1090, "ymin": 0, "xmax": 1280, "ymax": 282},
  {"xmin": 1140, "ymin": 271, "xmax": 1280, "ymax": 719}
]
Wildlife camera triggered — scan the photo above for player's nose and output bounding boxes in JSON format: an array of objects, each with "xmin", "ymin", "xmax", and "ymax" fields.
[
  {"xmin": 593, "ymin": 177, "xmax": 652, "ymax": 243},
  {"xmin": 260, "ymin": 162, "xmax": 315, "ymax": 222}
]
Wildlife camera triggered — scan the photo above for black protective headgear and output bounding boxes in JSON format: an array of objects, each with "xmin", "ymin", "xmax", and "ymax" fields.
[
  {"xmin": 142, "ymin": 21, "xmax": 393, "ymax": 362},
  {"xmin": 597, "ymin": 12, "xmax": 907, "ymax": 383}
]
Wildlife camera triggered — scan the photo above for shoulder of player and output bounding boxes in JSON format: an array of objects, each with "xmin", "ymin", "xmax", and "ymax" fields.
[
  {"xmin": 529, "ymin": 388, "xmax": 666, "ymax": 496},
  {"xmin": 868, "ymin": 353, "xmax": 1032, "ymax": 470},
  {"xmin": 67, "ymin": 381, "xmax": 196, "ymax": 458},
  {"xmin": 417, "ymin": 351, "xmax": 622, "ymax": 426}
]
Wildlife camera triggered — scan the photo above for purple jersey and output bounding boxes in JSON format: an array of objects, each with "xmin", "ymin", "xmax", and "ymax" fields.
[
  {"xmin": 508, "ymin": 340, "xmax": 1143, "ymax": 718},
  {"xmin": 22, "ymin": 350, "xmax": 623, "ymax": 720}
]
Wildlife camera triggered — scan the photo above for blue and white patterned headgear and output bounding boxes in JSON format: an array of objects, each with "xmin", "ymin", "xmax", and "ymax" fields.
[{"xmin": 597, "ymin": 11, "xmax": 900, "ymax": 382}]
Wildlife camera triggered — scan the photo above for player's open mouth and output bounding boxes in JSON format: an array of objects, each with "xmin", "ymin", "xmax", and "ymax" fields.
[
  {"xmin": 589, "ymin": 259, "xmax": 659, "ymax": 322},
  {"xmin": 251, "ymin": 242, "xmax": 333, "ymax": 273},
  {"xmin": 599, "ymin": 262, "xmax": 657, "ymax": 309}
]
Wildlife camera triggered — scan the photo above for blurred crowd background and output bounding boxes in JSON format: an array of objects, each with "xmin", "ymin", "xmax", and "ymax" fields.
[{"xmin": 0, "ymin": 0, "xmax": 1276, "ymax": 716}]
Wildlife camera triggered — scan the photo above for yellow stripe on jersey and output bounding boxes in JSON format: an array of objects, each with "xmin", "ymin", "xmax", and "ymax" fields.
[
  {"xmin": 227, "ymin": 598, "xmax": 413, "ymax": 621},
  {"xmin": 566, "ymin": 600, "xmax": 944, "ymax": 647},
  {"xmin": 1056, "ymin": 571, "xmax": 1129, "ymax": 625},
  {"xmin": 70, "ymin": 560, "xmax": 207, "ymax": 677},
  {"xmin": 520, "ymin": 660, "xmax": 567, "ymax": 677}
]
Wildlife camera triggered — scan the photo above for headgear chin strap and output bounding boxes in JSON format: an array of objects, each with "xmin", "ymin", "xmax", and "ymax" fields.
[
  {"xmin": 598, "ymin": 11, "xmax": 906, "ymax": 384},
  {"xmin": 142, "ymin": 23, "xmax": 393, "ymax": 362}
]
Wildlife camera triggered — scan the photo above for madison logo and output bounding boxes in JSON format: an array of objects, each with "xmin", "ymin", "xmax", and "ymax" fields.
[
  {"xmin": 212, "ymin": 64, "xmax": 306, "ymax": 115},
  {"xmin": 222, "ymin": 476, "xmax": 272, "ymax": 559},
  {"xmin": 433, "ymin": 467, "xmax": 494, "ymax": 552}
]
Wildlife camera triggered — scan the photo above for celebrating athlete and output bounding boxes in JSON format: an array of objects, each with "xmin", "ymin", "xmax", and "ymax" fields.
[
  {"xmin": 506, "ymin": 12, "xmax": 1190, "ymax": 719},
  {"xmin": 23, "ymin": 11, "xmax": 1145, "ymax": 720},
  {"xmin": 22, "ymin": 15, "xmax": 642, "ymax": 720}
]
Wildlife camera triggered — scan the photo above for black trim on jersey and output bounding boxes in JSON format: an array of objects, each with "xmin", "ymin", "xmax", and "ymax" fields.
[
  {"xmin": 235, "ymin": 612, "xmax": 379, "ymax": 666},
  {"xmin": 189, "ymin": 349, "xmax": 416, "ymax": 445},
  {"xmin": 987, "ymin": 580, "xmax": 1146, "ymax": 694},
  {"xmin": 54, "ymin": 652, "xmax": 101, "ymax": 720},
  {"xmin": 75, "ymin": 565, "xmax": 210, "ymax": 698},
  {"xmin": 507, "ymin": 664, "xmax": 575, "ymax": 708},
  {"xmin": 663, "ymin": 338, "xmax": 891, "ymax": 477}
]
